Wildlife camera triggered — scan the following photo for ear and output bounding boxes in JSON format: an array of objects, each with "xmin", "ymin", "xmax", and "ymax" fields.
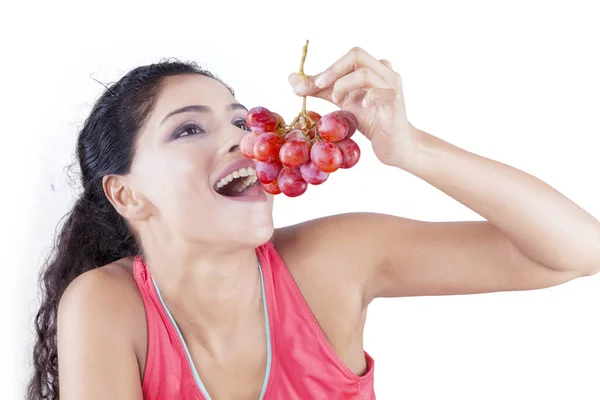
[{"xmin": 102, "ymin": 175, "xmax": 150, "ymax": 222}]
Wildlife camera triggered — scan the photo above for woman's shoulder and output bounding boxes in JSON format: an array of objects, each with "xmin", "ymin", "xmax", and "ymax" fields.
[
  {"xmin": 270, "ymin": 212, "xmax": 379, "ymax": 278},
  {"xmin": 59, "ymin": 257, "xmax": 142, "ymax": 312},
  {"xmin": 57, "ymin": 257, "xmax": 147, "ymax": 374}
]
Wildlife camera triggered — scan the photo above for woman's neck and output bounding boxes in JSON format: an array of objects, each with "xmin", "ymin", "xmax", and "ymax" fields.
[{"xmin": 141, "ymin": 234, "xmax": 265, "ymax": 348}]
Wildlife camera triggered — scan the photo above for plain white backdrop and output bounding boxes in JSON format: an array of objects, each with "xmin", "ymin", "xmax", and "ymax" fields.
[{"xmin": 2, "ymin": 0, "xmax": 599, "ymax": 398}]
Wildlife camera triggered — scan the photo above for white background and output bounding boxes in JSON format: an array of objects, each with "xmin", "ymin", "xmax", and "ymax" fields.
[{"xmin": 2, "ymin": 0, "xmax": 599, "ymax": 399}]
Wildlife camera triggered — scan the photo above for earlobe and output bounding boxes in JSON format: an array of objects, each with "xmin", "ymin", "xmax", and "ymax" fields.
[{"xmin": 102, "ymin": 175, "xmax": 150, "ymax": 221}]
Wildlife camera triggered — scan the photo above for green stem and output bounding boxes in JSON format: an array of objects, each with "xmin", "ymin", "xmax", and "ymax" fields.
[
  {"xmin": 299, "ymin": 40, "xmax": 309, "ymax": 116},
  {"xmin": 298, "ymin": 39, "xmax": 309, "ymax": 79}
]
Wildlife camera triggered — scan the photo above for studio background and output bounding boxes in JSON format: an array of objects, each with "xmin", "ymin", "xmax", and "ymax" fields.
[{"xmin": 2, "ymin": 1, "xmax": 599, "ymax": 398}]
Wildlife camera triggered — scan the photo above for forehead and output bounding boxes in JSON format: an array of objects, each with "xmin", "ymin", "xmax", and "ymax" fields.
[{"xmin": 152, "ymin": 74, "xmax": 236, "ymax": 117}]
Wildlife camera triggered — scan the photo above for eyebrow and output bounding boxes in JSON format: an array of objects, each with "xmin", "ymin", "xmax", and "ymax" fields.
[{"xmin": 161, "ymin": 103, "xmax": 248, "ymax": 125}]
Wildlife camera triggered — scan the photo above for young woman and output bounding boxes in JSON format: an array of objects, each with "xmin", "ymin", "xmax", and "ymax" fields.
[{"xmin": 29, "ymin": 47, "xmax": 600, "ymax": 400}]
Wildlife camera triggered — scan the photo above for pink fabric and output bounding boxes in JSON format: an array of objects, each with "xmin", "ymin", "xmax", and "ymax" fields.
[{"xmin": 133, "ymin": 240, "xmax": 375, "ymax": 399}]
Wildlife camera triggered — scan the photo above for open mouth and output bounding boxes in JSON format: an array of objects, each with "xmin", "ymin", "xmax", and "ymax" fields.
[{"xmin": 214, "ymin": 166, "xmax": 260, "ymax": 197}]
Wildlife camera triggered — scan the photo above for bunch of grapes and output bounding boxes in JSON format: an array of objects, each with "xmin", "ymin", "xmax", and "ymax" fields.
[{"xmin": 241, "ymin": 106, "xmax": 361, "ymax": 197}]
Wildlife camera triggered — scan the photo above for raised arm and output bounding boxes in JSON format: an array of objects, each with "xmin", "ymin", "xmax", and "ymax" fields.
[{"xmin": 285, "ymin": 46, "xmax": 600, "ymax": 304}]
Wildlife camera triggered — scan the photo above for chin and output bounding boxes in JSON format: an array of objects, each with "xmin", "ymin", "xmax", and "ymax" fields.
[{"xmin": 245, "ymin": 217, "xmax": 275, "ymax": 247}]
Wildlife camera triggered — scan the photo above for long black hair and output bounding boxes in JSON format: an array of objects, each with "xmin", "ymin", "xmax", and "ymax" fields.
[{"xmin": 28, "ymin": 58, "xmax": 233, "ymax": 399}]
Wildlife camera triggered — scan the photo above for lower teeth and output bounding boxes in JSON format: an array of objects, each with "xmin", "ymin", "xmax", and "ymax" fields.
[{"xmin": 235, "ymin": 176, "xmax": 257, "ymax": 193}]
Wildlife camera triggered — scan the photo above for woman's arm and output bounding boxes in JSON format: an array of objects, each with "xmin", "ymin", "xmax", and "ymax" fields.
[
  {"xmin": 376, "ymin": 128, "xmax": 600, "ymax": 277},
  {"xmin": 286, "ymin": 47, "xmax": 600, "ymax": 302},
  {"xmin": 57, "ymin": 266, "xmax": 144, "ymax": 399},
  {"xmin": 368, "ymin": 123, "xmax": 600, "ymax": 299}
]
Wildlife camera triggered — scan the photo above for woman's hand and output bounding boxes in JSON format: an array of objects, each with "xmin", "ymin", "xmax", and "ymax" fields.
[{"xmin": 289, "ymin": 47, "xmax": 422, "ymax": 168}]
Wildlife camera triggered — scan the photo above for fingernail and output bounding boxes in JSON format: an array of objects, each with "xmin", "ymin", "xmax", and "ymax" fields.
[
  {"xmin": 293, "ymin": 84, "xmax": 305, "ymax": 95},
  {"xmin": 332, "ymin": 91, "xmax": 339, "ymax": 103},
  {"xmin": 288, "ymin": 73, "xmax": 301, "ymax": 86},
  {"xmin": 315, "ymin": 75, "xmax": 326, "ymax": 88}
]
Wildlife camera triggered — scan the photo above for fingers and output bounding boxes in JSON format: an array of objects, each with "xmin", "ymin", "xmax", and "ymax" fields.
[
  {"xmin": 290, "ymin": 49, "xmax": 398, "ymax": 98},
  {"xmin": 289, "ymin": 48, "xmax": 400, "ymax": 109},
  {"xmin": 363, "ymin": 88, "xmax": 400, "ymax": 108},
  {"xmin": 288, "ymin": 73, "xmax": 333, "ymax": 102},
  {"xmin": 379, "ymin": 59, "xmax": 393, "ymax": 69},
  {"xmin": 314, "ymin": 47, "xmax": 397, "ymax": 90},
  {"xmin": 331, "ymin": 68, "xmax": 389, "ymax": 104},
  {"xmin": 289, "ymin": 73, "xmax": 313, "ymax": 95}
]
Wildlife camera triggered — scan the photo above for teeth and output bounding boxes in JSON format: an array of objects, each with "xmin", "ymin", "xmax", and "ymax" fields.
[
  {"xmin": 235, "ymin": 175, "xmax": 257, "ymax": 192},
  {"xmin": 215, "ymin": 167, "xmax": 257, "ymax": 190}
]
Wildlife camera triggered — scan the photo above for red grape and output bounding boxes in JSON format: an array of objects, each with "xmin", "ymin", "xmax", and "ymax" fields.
[
  {"xmin": 278, "ymin": 167, "xmax": 308, "ymax": 197},
  {"xmin": 336, "ymin": 138, "xmax": 361, "ymax": 168},
  {"xmin": 310, "ymin": 141, "xmax": 343, "ymax": 173},
  {"xmin": 306, "ymin": 110, "xmax": 321, "ymax": 124},
  {"xmin": 255, "ymin": 161, "xmax": 282, "ymax": 184},
  {"xmin": 317, "ymin": 112, "xmax": 349, "ymax": 142},
  {"xmin": 253, "ymin": 132, "xmax": 284, "ymax": 163},
  {"xmin": 280, "ymin": 137, "xmax": 310, "ymax": 167},
  {"xmin": 261, "ymin": 179, "xmax": 281, "ymax": 195},
  {"xmin": 300, "ymin": 161, "xmax": 329, "ymax": 185},
  {"xmin": 240, "ymin": 132, "xmax": 258, "ymax": 159},
  {"xmin": 306, "ymin": 111, "xmax": 321, "ymax": 140},
  {"xmin": 246, "ymin": 107, "xmax": 278, "ymax": 133},
  {"xmin": 273, "ymin": 112, "xmax": 287, "ymax": 135},
  {"xmin": 284, "ymin": 129, "xmax": 309, "ymax": 142},
  {"xmin": 273, "ymin": 112, "xmax": 286, "ymax": 129},
  {"xmin": 338, "ymin": 110, "xmax": 357, "ymax": 138}
]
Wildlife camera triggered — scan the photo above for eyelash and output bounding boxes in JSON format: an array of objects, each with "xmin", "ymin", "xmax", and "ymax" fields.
[
  {"xmin": 173, "ymin": 119, "xmax": 250, "ymax": 139},
  {"xmin": 234, "ymin": 118, "xmax": 251, "ymax": 132},
  {"xmin": 174, "ymin": 123, "xmax": 206, "ymax": 139}
]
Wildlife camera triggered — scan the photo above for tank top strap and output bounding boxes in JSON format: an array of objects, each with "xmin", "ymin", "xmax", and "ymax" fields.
[
  {"xmin": 131, "ymin": 255, "xmax": 205, "ymax": 399},
  {"xmin": 255, "ymin": 240, "xmax": 376, "ymax": 389}
]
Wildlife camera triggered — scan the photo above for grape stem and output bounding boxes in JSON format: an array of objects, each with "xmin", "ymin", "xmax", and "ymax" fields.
[
  {"xmin": 298, "ymin": 40, "xmax": 309, "ymax": 114},
  {"xmin": 283, "ymin": 39, "xmax": 323, "ymax": 143},
  {"xmin": 298, "ymin": 39, "xmax": 309, "ymax": 80}
]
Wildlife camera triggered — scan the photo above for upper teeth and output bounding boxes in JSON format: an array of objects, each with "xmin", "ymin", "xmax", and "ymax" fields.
[{"xmin": 215, "ymin": 167, "xmax": 256, "ymax": 190}]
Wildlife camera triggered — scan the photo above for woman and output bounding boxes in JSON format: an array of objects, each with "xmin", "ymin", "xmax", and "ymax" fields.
[{"xmin": 28, "ymin": 47, "xmax": 600, "ymax": 400}]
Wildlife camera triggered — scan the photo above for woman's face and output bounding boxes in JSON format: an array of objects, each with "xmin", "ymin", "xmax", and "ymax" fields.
[{"xmin": 126, "ymin": 74, "xmax": 274, "ymax": 249}]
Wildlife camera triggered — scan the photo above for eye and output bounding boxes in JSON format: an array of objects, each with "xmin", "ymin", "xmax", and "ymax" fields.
[
  {"xmin": 174, "ymin": 123, "xmax": 206, "ymax": 139},
  {"xmin": 233, "ymin": 118, "xmax": 251, "ymax": 132}
]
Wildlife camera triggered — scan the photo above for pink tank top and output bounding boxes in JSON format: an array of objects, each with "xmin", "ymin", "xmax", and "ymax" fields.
[{"xmin": 132, "ymin": 240, "xmax": 375, "ymax": 400}]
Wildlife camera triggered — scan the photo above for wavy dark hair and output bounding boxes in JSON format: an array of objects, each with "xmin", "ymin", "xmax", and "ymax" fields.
[{"xmin": 28, "ymin": 59, "xmax": 233, "ymax": 399}]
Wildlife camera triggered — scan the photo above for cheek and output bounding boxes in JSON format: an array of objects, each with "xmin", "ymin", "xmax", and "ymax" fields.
[{"xmin": 138, "ymin": 146, "xmax": 215, "ymax": 209}]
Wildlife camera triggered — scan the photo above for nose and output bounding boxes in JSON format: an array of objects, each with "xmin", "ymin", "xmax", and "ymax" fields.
[
  {"xmin": 219, "ymin": 135, "xmax": 242, "ymax": 155},
  {"xmin": 219, "ymin": 124, "xmax": 245, "ymax": 155}
]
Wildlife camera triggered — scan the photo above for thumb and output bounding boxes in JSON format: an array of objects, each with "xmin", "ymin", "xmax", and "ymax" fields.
[
  {"xmin": 288, "ymin": 73, "xmax": 317, "ymax": 95},
  {"xmin": 288, "ymin": 73, "xmax": 333, "ymax": 103}
]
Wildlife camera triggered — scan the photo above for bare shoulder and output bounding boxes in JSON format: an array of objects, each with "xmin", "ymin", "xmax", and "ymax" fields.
[
  {"xmin": 272, "ymin": 212, "xmax": 387, "ymax": 251},
  {"xmin": 271, "ymin": 212, "xmax": 384, "ymax": 295},
  {"xmin": 58, "ymin": 257, "xmax": 147, "ymax": 395},
  {"xmin": 58, "ymin": 257, "xmax": 146, "ymax": 352},
  {"xmin": 59, "ymin": 258, "xmax": 144, "ymax": 328}
]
